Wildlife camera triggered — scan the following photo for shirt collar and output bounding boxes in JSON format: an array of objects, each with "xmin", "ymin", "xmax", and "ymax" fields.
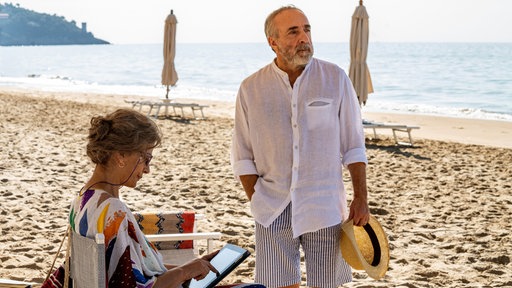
[{"xmin": 271, "ymin": 58, "xmax": 314, "ymax": 76}]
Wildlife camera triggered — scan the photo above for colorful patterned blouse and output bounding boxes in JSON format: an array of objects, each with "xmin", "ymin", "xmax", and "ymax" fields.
[{"xmin": 69, "ymin": 189, "xmax": 166, "ymax": 287}]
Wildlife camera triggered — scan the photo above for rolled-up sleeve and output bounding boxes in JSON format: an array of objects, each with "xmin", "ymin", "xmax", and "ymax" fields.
[
  {"xmin": 342, "ymin": 147, "xmax": 368, "ymax": 166},
  {"xmin": 339, "ymin": 73, "xmax": 368, "ymax": 167},
  {"xmin": 233, "ymin": 159, "xmax": 258, "ymax": 177}
]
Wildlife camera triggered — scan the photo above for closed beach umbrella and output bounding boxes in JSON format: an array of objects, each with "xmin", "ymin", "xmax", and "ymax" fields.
[
  {"xmin": 349, "ymin": 0, "xmax": 374, "ymax": 106},
  {"xmin": 161, "ymin": 10, "xmax": 178, "ymax": 99}
]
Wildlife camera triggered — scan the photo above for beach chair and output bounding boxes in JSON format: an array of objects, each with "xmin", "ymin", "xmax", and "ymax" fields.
[
  {"xmin": 0, "ymin": 278, "xmax": 37, "ymax": 287},
  {"xmin": 134, "ymin": 211, "xmax": 222, "ymax": 265},
  {"xmin": 70, "ymin": 232, "xmax": 106, "ymax": 288},
  {"xmin": 363, "ymin": 120, "xmax": 420, "ymax": 146},
  {"xmin": 68, "ymin": 211, "xmax": 222, "ymax": 287}
]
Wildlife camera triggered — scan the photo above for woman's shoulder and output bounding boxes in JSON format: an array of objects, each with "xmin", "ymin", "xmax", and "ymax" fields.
[{"xmin": 72, "ymin": 189, "xmax": 128, "ymax": 213}]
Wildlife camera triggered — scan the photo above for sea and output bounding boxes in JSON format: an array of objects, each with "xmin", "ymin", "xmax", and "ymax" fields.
[{"xmin": 1, "ymin": 42, "xmax": 511, "ymax": 122}]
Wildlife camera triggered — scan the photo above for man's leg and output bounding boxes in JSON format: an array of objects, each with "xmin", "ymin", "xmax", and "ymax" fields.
[
  {"xmin": 254, "ymin": 204, "xmax": 301, "ymax": 288},
  {"xmin": 301, "ymin": 223, "xmax": 352, "ymax": 288}
]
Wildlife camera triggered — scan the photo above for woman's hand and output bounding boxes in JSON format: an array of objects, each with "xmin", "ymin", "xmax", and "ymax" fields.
[
  {"xmin": 156, "ymin": 251, "xmax": 220, "ymax": 288},
  {"xmin": 183, "ymin": 250, "xmax": 220, "ymax": 280},
  {"xmin": 200, "ymin": 250, "xmax": 220, "ymax": 262}
]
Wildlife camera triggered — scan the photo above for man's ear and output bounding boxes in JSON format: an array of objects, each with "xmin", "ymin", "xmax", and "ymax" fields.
[
  {"xmin": 268, "ymin": 36, "xmax": 277, "ymax": 53},
  {"xmin": 267, "ymin": 36, "xmax": 274, "ymax": 46}
]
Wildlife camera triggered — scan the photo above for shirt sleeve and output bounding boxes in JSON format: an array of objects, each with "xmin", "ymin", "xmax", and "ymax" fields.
[
  {"xmin": 231, "ymin": 84, "xmax": 259, "ymax": 179},
  {"xmin": 339, "ymin": 73, "xmax": 368, "ymax": 167}
]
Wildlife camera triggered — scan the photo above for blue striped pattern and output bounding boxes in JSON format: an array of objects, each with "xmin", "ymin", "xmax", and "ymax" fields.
[{"xmin": 255, "ymin": 204, "xmax": 352, "ymax": 287}]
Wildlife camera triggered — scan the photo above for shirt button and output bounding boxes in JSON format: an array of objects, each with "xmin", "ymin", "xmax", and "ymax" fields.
[
  {"xmin": 294, "ymin": 145, "xmax": 298, "ymax": 149},
  {"xmin": 293, "ymin": 124, "xmax": 297, "ymax": 128}
]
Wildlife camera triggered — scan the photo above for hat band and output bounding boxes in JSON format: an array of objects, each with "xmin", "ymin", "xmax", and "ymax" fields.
[{"xmin": 363, "ymin": 223, "xmax": 381, "ymax": 267}]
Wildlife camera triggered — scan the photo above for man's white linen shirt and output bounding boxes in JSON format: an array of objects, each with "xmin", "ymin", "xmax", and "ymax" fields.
[{"xmin": 231, "ymin": 58, "xmax": 368, "ymax": 238}]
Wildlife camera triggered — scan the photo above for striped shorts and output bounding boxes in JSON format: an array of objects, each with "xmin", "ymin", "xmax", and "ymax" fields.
[{"xmin": 254, "ymin": 204, "xmax": 352, "ymax": 287}]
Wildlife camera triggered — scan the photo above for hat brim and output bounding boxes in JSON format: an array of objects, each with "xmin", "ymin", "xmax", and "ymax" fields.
[{"xmin": 341, "ymin": 215, "xmax": 390, "ymax": 280}]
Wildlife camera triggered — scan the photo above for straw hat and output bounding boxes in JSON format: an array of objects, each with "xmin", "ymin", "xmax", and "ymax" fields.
[{"xmin": 340, "ymin": 215, "xmax": 390, "ymax": 280}]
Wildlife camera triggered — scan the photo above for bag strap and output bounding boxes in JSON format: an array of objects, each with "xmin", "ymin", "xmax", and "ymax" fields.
[{"xmin": 44, "ymin": 225, "xmax": 71, "ymax": 285}]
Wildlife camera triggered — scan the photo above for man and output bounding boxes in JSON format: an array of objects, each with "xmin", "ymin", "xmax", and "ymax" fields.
[{"xmin": 231, "ymin": 5, "xmax": 370, "ymax": 288}]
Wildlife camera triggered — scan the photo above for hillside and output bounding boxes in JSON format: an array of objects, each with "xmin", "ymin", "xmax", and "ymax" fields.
[{"xmin": 0, "ymin": 3, "xmax": 109, "ymax": 46}]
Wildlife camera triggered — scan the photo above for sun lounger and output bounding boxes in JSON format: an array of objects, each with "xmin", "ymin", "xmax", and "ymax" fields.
[
  {"xmin": 125, "ymin": 100, "xmax": 155, "ymax": 111},
  {"xmin": 165, "ymin": 103, "xmax": 209, "ymax": 119},
  {"xmin": 125, "ymin": 100, "xmax": 209, "ymax": 119},
  {"xmin": 151, "ymin": 102, "xmax": 209, "ymax": 119},
  {"xmin": 363, "ymin": 120, "xmax": 420, "ymax": 146}
]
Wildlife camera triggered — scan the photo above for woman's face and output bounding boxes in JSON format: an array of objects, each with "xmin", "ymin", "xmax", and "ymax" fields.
[{"xmin": 121, "ymin": 148, "xmax": 154, "ymax": 188}]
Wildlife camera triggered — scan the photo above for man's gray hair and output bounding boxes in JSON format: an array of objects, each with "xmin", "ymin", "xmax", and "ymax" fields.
[{"xmin": 264, "ymin": 5, "xmax": 304, "ymax": 39}]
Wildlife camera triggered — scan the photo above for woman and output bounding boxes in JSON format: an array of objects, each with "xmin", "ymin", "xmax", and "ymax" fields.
[{"xmin": 66, "ymin": 109, "xmax": 219, "ymax": 287}]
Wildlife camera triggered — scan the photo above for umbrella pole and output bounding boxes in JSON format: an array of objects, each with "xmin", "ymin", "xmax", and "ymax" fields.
[{"xmin": 164, "ymin": 85, "xmax": 170, "ymax": 117}]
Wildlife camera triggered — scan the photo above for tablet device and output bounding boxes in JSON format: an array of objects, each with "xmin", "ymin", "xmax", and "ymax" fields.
[{"xmin": 186, "ymin": 243, "xmax": 251, "ymax": 288}]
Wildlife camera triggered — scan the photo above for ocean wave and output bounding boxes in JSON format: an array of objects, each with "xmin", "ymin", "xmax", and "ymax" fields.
[
  {"xmin": 364, "ymin": 102, "xmax": 512, "ymax": 122},
  {"xmin": 1, "ymin": 43, "xmax": 511, "ymax": 122}
]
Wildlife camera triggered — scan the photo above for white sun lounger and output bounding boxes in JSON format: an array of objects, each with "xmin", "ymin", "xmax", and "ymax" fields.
[
  {"xmin": 125, "ymin": 100, "xmax": 208, "ymax": 119},
  {"xmin": 154, "ymin": 102, "xmax": 209, "ymax": 119},
  {"xmin": 363, "ymin": 121, "xmax": 420, "ymax": 146}
]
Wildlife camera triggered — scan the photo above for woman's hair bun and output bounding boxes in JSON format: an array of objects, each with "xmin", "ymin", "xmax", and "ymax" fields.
[
  {"xmin": 90, "ymin": 117, "xmax": 112, "ymax": 142},
  {"xmin": 86, "ymin": 109, "xmax": 162, "ymax": 165}
]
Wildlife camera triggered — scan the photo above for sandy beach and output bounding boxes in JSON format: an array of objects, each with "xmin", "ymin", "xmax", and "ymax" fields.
[{"xmin": 0, "ymin": 89, "xmax": 511, "ymax": 287}]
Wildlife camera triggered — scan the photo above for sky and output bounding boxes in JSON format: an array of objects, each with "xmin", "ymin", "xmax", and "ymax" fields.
[{"xmin": 5, "ymin": 0, "xmax": 512, "ymax": 44}]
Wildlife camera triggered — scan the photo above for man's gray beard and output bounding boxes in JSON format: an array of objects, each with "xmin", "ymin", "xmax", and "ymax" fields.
[
  {"xmin": 283, "ymin": 45, "xmax": 314, "ymax": 67},
  {"xmin": 290, "ymin": 45, "xmax": 314, "ymax": 67},
  {"xmin": 292, "ymin": 53, "xmax": 313, "ymax": 67}
]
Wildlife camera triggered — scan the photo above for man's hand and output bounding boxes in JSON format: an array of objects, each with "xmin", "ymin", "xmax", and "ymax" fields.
[
  {"xmin": 239, "ymin": 174, "xmax": 259, "ymax": 200},
  {"xmin": 349, "ymin": 196, "xmax": 369, "ymax": 226}
]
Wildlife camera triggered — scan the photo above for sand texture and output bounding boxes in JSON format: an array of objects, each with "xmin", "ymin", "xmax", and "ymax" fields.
[{"xmin": 0, "ymin": 90, "xmax": 511, "ymax": 287}]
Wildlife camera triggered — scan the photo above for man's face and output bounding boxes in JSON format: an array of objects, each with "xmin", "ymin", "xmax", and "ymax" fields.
[{"xmin": 269, "ymin": 9, "xmax": 314, "ymax": 69}]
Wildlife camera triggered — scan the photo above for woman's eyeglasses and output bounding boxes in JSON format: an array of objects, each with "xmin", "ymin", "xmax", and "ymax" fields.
[{"xmin": 140, "ymin": 152, "xmax": 153, "ymax": 167}]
